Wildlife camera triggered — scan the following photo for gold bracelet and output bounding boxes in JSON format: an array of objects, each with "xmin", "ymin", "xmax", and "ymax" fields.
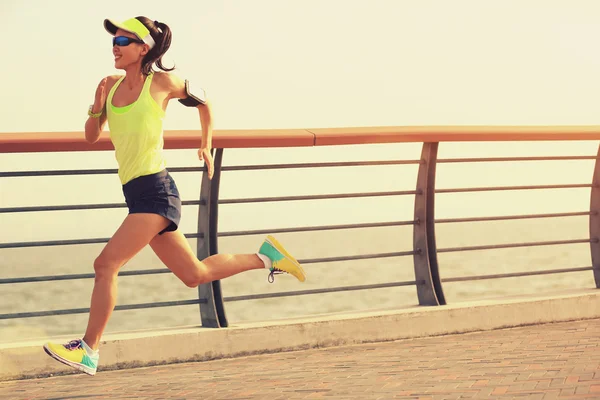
[{"xmin": 88, "ymin": 105, "xmax": 102, "ymax": 118}]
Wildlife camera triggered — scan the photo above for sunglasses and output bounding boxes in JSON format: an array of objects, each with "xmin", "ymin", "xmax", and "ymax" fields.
[{"xmin": 112, "ymin": 36, "xmax": 145, "ymax": 47}]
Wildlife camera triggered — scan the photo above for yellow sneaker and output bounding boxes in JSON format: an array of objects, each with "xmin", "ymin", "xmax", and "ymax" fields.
[
  {"xmin": 258, "ymin": 235, "xmax": 306, "ymax": 283},
  {"xmin": 43, "ymin": 339, "xmax": 99, "ymax": 376}
]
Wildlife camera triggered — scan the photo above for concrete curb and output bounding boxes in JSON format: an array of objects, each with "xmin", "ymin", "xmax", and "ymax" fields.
[{"xmin": 1, "ymin": 290, "xmax": 599, "ymax": 381}]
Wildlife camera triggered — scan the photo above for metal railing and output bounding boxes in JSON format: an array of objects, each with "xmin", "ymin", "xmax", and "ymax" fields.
[{"xmin": 1, "ymin": 127, "xmax": 599, "ymax": 329}]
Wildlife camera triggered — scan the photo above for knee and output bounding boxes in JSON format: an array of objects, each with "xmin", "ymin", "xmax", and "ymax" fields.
[
  {"xmin": 182, "ymin": 266, "xmax": 210, "ymax": 288},
  {"xmin": 183, "ymin": 278, "xmax": 199, "ymax": 288},
  {"xmin": 93, "ymin": 256, "xmax": 120, "ymax": 281},
  {"xmin": 182, "ymin": 275, "xmax": 208, "ymax": 288}
]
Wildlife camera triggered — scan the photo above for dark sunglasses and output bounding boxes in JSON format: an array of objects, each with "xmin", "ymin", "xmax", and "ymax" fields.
[{"xmin": 112, "ymin": 36, "xmax": 145, "ymax": 47}]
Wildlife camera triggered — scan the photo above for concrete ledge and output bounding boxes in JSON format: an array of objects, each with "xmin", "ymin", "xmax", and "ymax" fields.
[{"xmin": 1, "ymin": 289, "xmax": 599, "ymax": 381}]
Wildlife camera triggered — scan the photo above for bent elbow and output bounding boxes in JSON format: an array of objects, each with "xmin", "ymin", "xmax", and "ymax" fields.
[
  {"xmin": 85, "ymin": 128, "xmax": 101, "ymax": 144},
  {"xmin": 85, "ymin": 135, "xmax": 99, "ymax": 144}
]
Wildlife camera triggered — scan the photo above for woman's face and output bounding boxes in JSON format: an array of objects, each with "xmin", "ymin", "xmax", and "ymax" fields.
[{"xmin": 112, "ymin": 29, "xmax": 148, "ymax": 70}]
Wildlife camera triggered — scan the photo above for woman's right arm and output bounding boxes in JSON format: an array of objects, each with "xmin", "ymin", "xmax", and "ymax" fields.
[{"xmin": 84, "ymin": 76, "xmax": 117, "ymax": 143}]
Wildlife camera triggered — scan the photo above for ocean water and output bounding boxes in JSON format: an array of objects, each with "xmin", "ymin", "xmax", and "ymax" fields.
[{"xmin": 0, "ymin": 140, "xmax": 598, "ymax": 343}]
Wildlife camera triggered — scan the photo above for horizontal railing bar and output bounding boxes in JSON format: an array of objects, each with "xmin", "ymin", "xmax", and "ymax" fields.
[
  {"xmin": 437, "ymin": 211, "xmax": 593, "ymax": 224},
  {"xmin": 0, "ymin": 299, "xmax": 205, "ymax": 320},
  {"xmin": 449, "ymin": 183, "xmax": 596, "ymax": 194},
  {"xmin": 0, "ymin": 233, "xmax": 204, "ymax": 248},
  {"xmin": 436, "ymin": 183, "xmax": 592, "ymax": 194},
  {"xmin": 4, "ymin": 183, "xmax": 594, "ymax": 214},
  {"xmin": 0, "ymin": 166, "xmax": 208, "ymax": 178},
  {"xmin": 0, "ymin": 221, "xmax": 414, "ymax": 249},
  {"xmin": 0, "ymin": 200, "xmax": 203, "ymax": 214},
  {"xmin": 0, "ymin": 238, "xmax": 109, "ymax": 249},
  {"xmin": 2, "ymin": 156, "xmax": 598, "ymax": 178},
  {"xmin": 0, "ymin": 268, "xmax": 171, "ymax": 284},
  {"xmin": 0, "ymin": 161, "xmax": 418, "ymax": 178},
  {"xmin": 224, "ymin": 280, "xmax": 420, "ymax": 302},
  {"xmin": 218, "ymin": 220, "xmax": 416, "ymax": 237},
  {"xmin": 1, "ymin": 203, "xmax": 126, "ymax": 213},
  {"xmin": 0, "ymin": 252, "xmax": 415, "ymax": 283},
  {"xmin": 221, "ymin": 160, "xmax": 423, "ymax": 170},
  {"xmin": 438, "ymin": 238, "xmax": 596, "ymax": 253},
  {"xmin": 0, "ymin": 169, "xmax": 118, "ymax": 178},
  {"xmin": 2, "ymin": 211, "xmax": 592, "ymax": 249},
  {"xmin": 0, "ymin": 190, "xmax": 420, "ymax": 213},
  {"xmin": 3, "ymin": 184, "xmax": 592, "ymax": 213},
  {"xmin": 219, "ymin": 191, "xmax": 418, "ymax": 204},
  {"xmin": 4, "ymin": 126, "xmax": 600, "ymax": 153},
  {"xmin": 442, "ymin": 266, "xmax": 596, "ymax": 283},
  {"xmin": 298, "ymin": 251, "xmax": 415, "ymax": 264},
  {"xmin": 437, "ymin": 155, "xmax": 599, "ymax": 163},
  {"xmin": 0, "ymin": 221, "xmax": 417, "ymax": 249},
  {"xmin": 0, "ymin": 160, "xmax": 425, "ymax": 179}
]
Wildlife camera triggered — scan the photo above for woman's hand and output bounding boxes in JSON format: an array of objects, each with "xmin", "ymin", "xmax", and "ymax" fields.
[
  {"xmin": 85, "ymin": 77, "xmax": 111, "ymax": 143},
  {"xmin": 92, "ymin": 78, "xmax": 108, "ymax": 114},
  {"xmin": 198, "ymin": 147, "xmax": 214, "ymax": 180}
]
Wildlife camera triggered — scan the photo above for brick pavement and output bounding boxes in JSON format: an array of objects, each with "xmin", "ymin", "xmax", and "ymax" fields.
[{"xmin": 1, "ymin": 319, "xmax": 599, "ymax": 400}]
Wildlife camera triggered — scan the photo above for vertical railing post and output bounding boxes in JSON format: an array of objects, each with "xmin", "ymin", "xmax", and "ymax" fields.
[
  {"xmin": 412, "ymin": 142, "xmax": 446, "ymax": 305},
  {"xmin": 590, "ymin": 144, "xmax": 600, "ymax": 288},
  {"xmin": 196, "ymin": 148, "xmax": 229, "ymax": 327}
]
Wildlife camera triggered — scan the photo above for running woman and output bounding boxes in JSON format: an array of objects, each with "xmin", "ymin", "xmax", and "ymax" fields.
[{"xmin": 43, "ymin": 16, "xmax": 306, "ymax": 376}]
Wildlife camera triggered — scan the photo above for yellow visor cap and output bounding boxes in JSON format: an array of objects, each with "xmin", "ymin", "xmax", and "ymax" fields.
[{"xmin": 104, "ymin": 18, "xmax": 156, "ymax": 49}]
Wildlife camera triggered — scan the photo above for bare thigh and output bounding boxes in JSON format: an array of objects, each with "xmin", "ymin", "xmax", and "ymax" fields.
[
  {"xmin": 149, "ymin": 229, "xmax": 201, "ymax": 283},
  {"xmin": 96, "ymin": 213, "xmax": 171, "ymax": 269}
]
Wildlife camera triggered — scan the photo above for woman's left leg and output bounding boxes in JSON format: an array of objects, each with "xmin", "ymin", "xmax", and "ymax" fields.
[
  {"xmin": 149, "ymin": 229, "xmax": 306, "ymax": 286},
  {"xmin": 149, "ymin": 229, "xmax": 263, "ymax": 286}
]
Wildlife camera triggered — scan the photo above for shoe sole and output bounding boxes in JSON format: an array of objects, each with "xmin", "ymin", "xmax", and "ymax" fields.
[
  {"xmin": 265, "ymin": 235, "xmax": 306, "ymax": 282},
  {"xmin": 43, "ymin": 344, "xmax": 96, "ymax": 376}
]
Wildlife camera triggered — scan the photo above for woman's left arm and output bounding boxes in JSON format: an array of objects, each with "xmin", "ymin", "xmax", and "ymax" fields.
[
  {"xmin": 196, "ymin": 100, "xmax": 214, "ymax": 179},
  {"xmin": 162, "ymin": 73, "xmax": 214, "ymax": 179}
]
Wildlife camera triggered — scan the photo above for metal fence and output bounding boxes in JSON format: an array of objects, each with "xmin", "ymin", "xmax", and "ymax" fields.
[{"xmin": 2, "ymin": 135, "xmax": 599, "ymax": 329}]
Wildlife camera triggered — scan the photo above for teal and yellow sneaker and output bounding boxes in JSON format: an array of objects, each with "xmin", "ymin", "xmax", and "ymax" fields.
[
  {"xmin": 43, "ymin": 339, "xmax": 99, "ymax": 376},
  {"xmin": 259, "ymin": 235, "xmax": 306, "ymax": 283}
]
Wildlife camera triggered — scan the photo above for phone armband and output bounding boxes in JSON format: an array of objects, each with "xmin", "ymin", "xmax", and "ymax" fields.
[{"xmin": 178, "ymin": 80, "xmax": 207, "ymax": 107}]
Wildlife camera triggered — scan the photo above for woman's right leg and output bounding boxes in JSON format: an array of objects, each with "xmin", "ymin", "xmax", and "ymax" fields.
[
  {"xmin": 82, "ymin": 213, "xmax": 171, "ymax": 349},
  {"xmin": 43, "ymin": 213, "xmax": 171, "ymax": 376}
]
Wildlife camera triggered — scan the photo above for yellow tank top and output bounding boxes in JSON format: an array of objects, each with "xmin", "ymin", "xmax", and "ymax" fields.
[{"xmin": 106, "ymin": 73, "xmax": 167, "ymax": 185}]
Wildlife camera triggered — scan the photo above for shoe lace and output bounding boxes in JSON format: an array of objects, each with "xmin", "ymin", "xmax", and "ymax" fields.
[
  {"xmin": 268, "ymin": 266, "xmax": 284, "ymax": 283},
  {"xmin": 64, "ymin": 339, "xmax": 83, "ymax": 351}
]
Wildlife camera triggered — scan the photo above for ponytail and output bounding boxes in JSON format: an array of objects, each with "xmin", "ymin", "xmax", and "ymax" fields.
[{"xmin": 136, "ymin": 16, "xmax": 175, "ymax": 75}]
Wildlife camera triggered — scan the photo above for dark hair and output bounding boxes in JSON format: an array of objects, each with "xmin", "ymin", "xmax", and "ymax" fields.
[{"xmin": 136, "ymin": 16, "xmax": 175, "ymax": 75}]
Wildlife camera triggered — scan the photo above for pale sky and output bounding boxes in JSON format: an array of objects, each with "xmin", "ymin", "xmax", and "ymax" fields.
[
  {"xmin": 2, "ymin": 0, "xmax": 600, "ymax": 133},
  {"xmin": 1, "ymin": 1, "xmax": 599, "ymax": 243}
]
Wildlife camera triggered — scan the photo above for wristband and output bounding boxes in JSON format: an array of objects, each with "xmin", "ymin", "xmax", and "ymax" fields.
[{"xmin": 88, "ymin": 105, "xmax": 102, "ymax": 118}]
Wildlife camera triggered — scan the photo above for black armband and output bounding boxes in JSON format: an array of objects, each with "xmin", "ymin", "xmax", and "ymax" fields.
[{"xmin": 178, "ymin": 80, "xmax": 207, "ymax": 107}]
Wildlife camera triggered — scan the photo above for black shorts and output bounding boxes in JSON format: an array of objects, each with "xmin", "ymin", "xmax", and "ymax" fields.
[{"xmin": 122, "ymin": 169, "xmax": 182, "ymax": 235}]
